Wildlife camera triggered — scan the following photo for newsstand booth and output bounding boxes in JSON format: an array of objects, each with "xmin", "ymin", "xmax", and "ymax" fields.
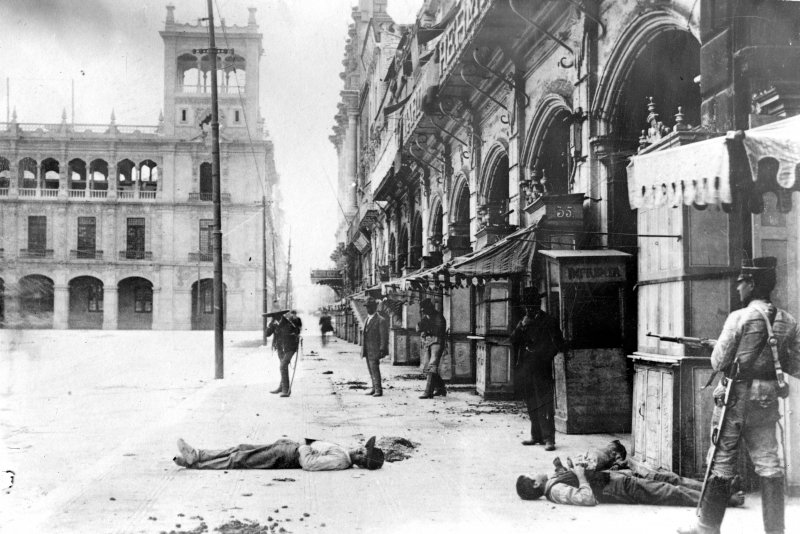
[
  {"xmin": 626, "ymin": 115, "xmax": 800, "ymax": 488},
  {"xmin": 444, "ymin": 194, "xmax": 633, "ymax": 434}
]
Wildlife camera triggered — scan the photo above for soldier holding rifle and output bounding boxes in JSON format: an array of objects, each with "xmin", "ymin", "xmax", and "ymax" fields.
[{"xmin": 675, "ymin": 257, "xmax": 800, "ymax": 534}]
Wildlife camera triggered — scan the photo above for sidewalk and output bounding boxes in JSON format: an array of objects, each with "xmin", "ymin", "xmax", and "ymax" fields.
[{"xmin": 0, "ymin": 327, "xmax": 796, "ymax": 534}]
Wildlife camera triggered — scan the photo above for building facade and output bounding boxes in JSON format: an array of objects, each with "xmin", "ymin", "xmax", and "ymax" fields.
[
  {"xmin": 317, "ymin": 0, "xmax": 800, "ymax": 481},
  {"xmin": 0, "ymin": 6, "xmax": 285, "ymax": 331}
]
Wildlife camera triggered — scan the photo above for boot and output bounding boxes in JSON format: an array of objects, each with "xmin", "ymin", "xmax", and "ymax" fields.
[
  {"xmin": 761, "ymin": 476, "xmax": 785, "ymax": 534},
  {"xmin": 433, "ymin": 373, "xmax": 447, "ymax": 397},
  {"xmin": 677, "ymin": 476, "xmax": 731, "ymax": 534},
  {"xmin": 279, "ymin": 367, "xmax": 291, "ymax": 397},
  {"xmin": 270, "ymin": 385, "xmax": 282, "ymax": 394},
  {"xmin": 419, "ymin": 373, "xmax": 435, "ymax": 399}
]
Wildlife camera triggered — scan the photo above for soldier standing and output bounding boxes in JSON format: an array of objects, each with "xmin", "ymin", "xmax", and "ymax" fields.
[
  {"xmin": 679, "ymin": 257, "xmax": 800, "ymax": 534},
  {"xmin": 417, "ymin": 298, "xmax": 448, "ymax": 399},
  {"xmin": 510, "ymin": 288, "xmax": 566, "ymax": 451}
]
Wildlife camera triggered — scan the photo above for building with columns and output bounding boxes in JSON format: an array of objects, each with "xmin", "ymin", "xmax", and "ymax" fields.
[
  {"xmin": 317, "ymin": 0, "xmax": 800, "ymax": 486},
  {"xmin": 0, "ymin": 5, "xmax": 285, "ymax": 331}
]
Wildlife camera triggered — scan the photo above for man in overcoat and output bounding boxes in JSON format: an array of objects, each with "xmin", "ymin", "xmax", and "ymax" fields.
[
  {"xmin": 510, "ymin": 288, "xmax": 566, "ymax": 451},
  {"xmin": 362, "ymin": 298, "xmax": 389, "ymax": 397}
]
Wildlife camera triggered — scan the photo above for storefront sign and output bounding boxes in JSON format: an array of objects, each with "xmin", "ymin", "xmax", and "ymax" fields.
[
  {"xmin": 353, "ymin": 231, "xmax": 371, "ymax": 253},
  {"xmin": 437, "ymin": 0, "xmax": 492, "ymax": 79},
  {"xmin": 562, "ymin": 263, "xmax": 625, "ymax": 283}
]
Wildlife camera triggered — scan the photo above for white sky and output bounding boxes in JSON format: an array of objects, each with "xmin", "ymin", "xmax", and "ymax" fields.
[{"xmin": 0, "ymin": 0, "xmax": 422, "ymax": 312}]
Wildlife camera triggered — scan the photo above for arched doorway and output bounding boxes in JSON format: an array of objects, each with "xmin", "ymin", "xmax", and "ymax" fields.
[
  {"xmin": 410, "ymin": 215, "xmax": 423, "ymax": 269},
  {"xmin": 447, "ymin": 179, "xmax": 472, "ymax": 257},
  {"xmin": 68, "ymin": 276, "xmax": 104, "ymax": 329},
  {"xmin": 481, "ymin": 151, "xmax": 510, "ymax": 228},
  {"xmin": 191, "ymin": 279, "xmax": 227, "ymax": 330},
  {"xmin": 429, "ymin": 201, "xmax": 444, "ymax": 264},
  {"xmin": 118, "ymin": 277, "xmax": 153, "ymax": 329},
  {"xmin": 529, "ymin": 107, "xmax": 572, "ymax": 196},
  {"xmin": 18, "ymin": 275, "xmax": 54, "ymax": 328},
  {"xmin": 397, "ymin": 225, "xmax": 409, "ymax": 273}
]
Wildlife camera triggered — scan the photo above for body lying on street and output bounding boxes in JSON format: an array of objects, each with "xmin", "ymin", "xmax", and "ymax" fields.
[
  {"xmin": 172, "ymin": 436, "xmax": 384, "ymax": 471},
  {"xmin": 516, "ymin": 441, "xmax": 744, "ymax": 508}
]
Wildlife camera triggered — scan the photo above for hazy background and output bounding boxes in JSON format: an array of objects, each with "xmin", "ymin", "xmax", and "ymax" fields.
[{"xmin": 0, "ymin": 0, "xmax": 422, "ymax": 314}]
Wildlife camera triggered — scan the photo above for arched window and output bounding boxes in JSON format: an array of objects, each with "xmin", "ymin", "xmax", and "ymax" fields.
[
  {"xmin": 139, "ymin": 160, "xmax": 158, "ymax": 191},
  {"xmin": 90, "ymin": 159, "xmax": 108, "ymax": 191},
  {"xmin": 178, "ymin": 53, "xmax": 199, "ymax": 93},
  {"xmin": 68, "ymin": 159, "xmax": 87, "ymax": 190},
  {"xmin": 481, "ymin": 152, "xmax": 509, "ymax": 228},
  {"xmin": 397, "ymin": 226, "xmax": 409, "ymax": 272},
  {"xmin": 0, "ymin": 157, "xmax": 10, "ymax": 189},
  {"xmin": 41, "ymin": 158, "xmax": 60, "ymax": 190},
  {"xmin": 19, "ymin": 157, "xmax": 37, "ymax": 189},
  {"xmin": 117, "ymin": 159, "xmax": 136, "ymax": 191},
  {"xmin": 410, "ymin": 215, "xmax": 423, "ymax": 269}
]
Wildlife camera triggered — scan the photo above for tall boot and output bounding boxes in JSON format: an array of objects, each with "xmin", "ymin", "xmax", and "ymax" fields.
[
  {"xmin": 433, "ymin": 373, "xmax": 447, "ymax": 397},
  {"xmin": 419, "ymin": 373, "xmax": 435, "ymax": 399},
  {"xmin": 279, "ymin": 365, "xmax": 291, "ymax": 397},
  {"xmin": 677, "ymin": 476, "xmax": 731, "ymax": 534},
  {"xmin": 761, "ymin": 476, "xmax": 785, "ymax": 534},
  {"xmin": 269, "ymin": 384, "xmax": 282, "ymax": 394}
]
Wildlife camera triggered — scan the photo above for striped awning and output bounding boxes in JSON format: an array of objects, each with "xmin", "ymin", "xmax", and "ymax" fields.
[{"xmin": 449, "ymin": 224, "xmax": 538, "ymax": 281}]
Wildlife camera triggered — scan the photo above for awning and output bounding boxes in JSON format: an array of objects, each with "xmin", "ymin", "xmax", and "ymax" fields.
[
  {"xmin": 449, "ymin": 224, "xmax": 538, "ymax": 281},
  {"xmin": 626, "ymin": 135, "xmax": 730, "ymax": 210},
  {"xmin": 381, "ymin": 263, "xmax": 451, "ymax": 296},
  {"xmin": 627, "ymin": 115, "xmax": 800, "ymax": 212}
]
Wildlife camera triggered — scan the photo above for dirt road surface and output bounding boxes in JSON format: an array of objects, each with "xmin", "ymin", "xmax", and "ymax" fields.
[{"xmin": 1, "ymin": 328, "xmax": 796, "ymax": 534}]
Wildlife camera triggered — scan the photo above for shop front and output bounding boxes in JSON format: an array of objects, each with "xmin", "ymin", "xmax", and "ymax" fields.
[{"xmin": 627, "ymin": 115, "xmax": 800, "ymax": 486}]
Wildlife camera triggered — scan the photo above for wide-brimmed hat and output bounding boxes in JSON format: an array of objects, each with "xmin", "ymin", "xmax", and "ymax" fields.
[
  {"xmin": 737, "ymin": 256, "xmax": 777, "ymax": 288},
  {"xmin": 419, "ymin": 298, "xmax": 435, "ymax": 312},
  {"xmin": 362, "ymin": 436, "xmax": 385, "ymax": 470},
  {"xmin": 262, "ymin": 309, "xmax": 291, "ymax": 319}
]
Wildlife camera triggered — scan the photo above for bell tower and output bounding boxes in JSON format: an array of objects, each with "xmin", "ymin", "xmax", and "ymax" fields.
[{"xmin": 160, "ymin": 5, "xmax": 263, "ymax": 140}]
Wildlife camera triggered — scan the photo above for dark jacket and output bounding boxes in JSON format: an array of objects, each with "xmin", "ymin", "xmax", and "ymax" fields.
[
  {"xmin": 267, "ymin": 315, "xmax": 302, "ymax": 354},
  {"xmin": 418, "ymin": 311, "xmax": 447, "ymax": 345},
  {"xmin": 510, "ymin": 310, "xmax": 566, "ymax": 375},
  {"xmin": 362, "ymin": 313, "xmax": 389, "ymax": 360}
]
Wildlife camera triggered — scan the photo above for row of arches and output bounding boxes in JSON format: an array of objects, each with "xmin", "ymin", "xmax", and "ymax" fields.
[
  {"xmin": 177, "ymin": 52, "xmax": 247, "ymax": 93},
  {"xmin": 0, "ymin": 157, "xmax": 159, "ymax": 191},
  {"xmin": 0, "ymin": 276, "xmax": 225, "ymax": 330}
]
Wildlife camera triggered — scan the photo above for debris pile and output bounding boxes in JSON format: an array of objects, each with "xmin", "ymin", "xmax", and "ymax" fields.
[{"xmin": 376, "ymin": 436, "xmax": 420, "ymax": 462}]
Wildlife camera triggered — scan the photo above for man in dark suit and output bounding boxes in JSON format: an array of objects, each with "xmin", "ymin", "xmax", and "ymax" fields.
[
  {"xmin": 510, "ymin": 288, "xmax": 566, "ymax": 451},
  {"xmin": 361, "ymin": 298, "xmax": 389, "ymax": 397}
]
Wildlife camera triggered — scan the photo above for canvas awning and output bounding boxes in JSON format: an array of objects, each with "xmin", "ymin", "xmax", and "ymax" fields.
[
  {"xmin": 449, "ymin": 224, "xmax": 538, "ymax": 281},
  {"xmin": 627, "ymin": 115, "xmax": 800, "ymax": 212}
]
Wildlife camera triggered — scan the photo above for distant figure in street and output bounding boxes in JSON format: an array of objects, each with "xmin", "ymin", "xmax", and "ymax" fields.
[
  {"xmin": 265, "ymin": 310, "xmax": 303, "ymax": 397},
  {"xmin": 417, "ymin": 298, "xmax": 448, "ymax": 399},
  {"xmin": 319, "ymin": 312, "xmax": 333, "ymax": 346},
  {"xmin": 510, "ymin": 288, "xmax": 566, "ymax": 451},
  {"xmin": 679, "ymin": 257, "xmax": 800, "ymax": 534},
  {"xmin": 516, "ymin": 441, "xmax": 745, "ymax": 508},
  {"xmin": 361, "ymin": 298, "xmax": 389, "ymax": 397},
  {"xmin": 172, "ymin": 436, "xmax": 384, "ymax": 471}
]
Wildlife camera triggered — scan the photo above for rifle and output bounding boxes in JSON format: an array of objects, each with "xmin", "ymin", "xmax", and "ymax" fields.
[
  {"xmin": 646, "ymin": 332, "xmax": 715, "ymax": 348},
  {"xmin": 696, "ymin": 356, "xmax": 740, "ymax": 517}
]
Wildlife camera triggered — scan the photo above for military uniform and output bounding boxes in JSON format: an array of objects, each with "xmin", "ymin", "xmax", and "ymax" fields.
[
  {"xmin": 418, "ymin": 299, "xmax": 448, "ymax": 399},
  {"xmin": 681, "ymin": 257, "xmax": 800, "ymax": 534}
]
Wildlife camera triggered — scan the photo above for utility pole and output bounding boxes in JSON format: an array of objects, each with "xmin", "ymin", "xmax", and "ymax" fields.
[
  {"xmin": 262, "ymin": 196, "xmax": 269, "ymax": 345},
  {"xmin": 284, "ymin": 237, "xmax": 292, "ymax": 309},
  {"xmin": 195, "ymin": 0, "xmax": 228, "ymax": 379}
]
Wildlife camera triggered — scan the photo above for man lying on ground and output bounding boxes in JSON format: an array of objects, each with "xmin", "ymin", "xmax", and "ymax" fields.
[
  {"xmin": 516, "ymin": 441, "xmax": 744, "ymax": 508},
  {"xmin": 172, "ymin": 436, "xmax": 384, "ymax": 471}
]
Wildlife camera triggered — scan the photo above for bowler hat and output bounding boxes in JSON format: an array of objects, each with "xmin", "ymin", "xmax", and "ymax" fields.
[
  {"xmin": 737, "ymin": 256, "xmax": 777, "ymax": 289},
  {"xmin": 419, "ymin": 298, "xmax": 435, "ymax": 312},
  {"xmin": 362, "ymin": 436, "xmax": 385, "ymax": 470},
  {"xmin": 521, "ymin": 287, "xmax": 546, "ymax": 306}
]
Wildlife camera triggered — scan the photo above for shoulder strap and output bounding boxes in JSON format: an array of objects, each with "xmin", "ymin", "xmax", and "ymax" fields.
[{"xmin": 753, "ymin": 306, "xmax": 787, "ymax": 388}]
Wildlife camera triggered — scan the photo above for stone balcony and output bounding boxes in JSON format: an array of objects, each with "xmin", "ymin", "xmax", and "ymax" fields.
[
  {"xmin": 70, "ymin": 249, "xmax": 104, "ymax": 260},
  {"xmin": 19, "ymin": 248, "xmax": 54, "ymax": 259},
  {"xmin": 119, "ymin": 250, "xmax": 153, "ymax": 261}
]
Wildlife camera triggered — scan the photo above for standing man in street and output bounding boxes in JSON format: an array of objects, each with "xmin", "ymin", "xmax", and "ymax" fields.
[
  {"xmin": 679, "ymin": 257, "xmax": 800, "ymax": 534},
  {"xmin": 510, "ymin": 287, "xmax": 566, "ymax": 451},
  {"xmin": 362, "ymin": 298, "xmax": 389, "ymax": 397},
  {"xmin": 265, "ymin": 310, "xmax": 303, "ymax": 397},
  {"xmin": 417, "ymin": 298, "xmax": 448, "ymax": 399}
]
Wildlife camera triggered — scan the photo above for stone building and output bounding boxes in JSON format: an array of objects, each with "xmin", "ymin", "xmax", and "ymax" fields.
[
  {"xmin": 317, "ymin": 0, "xmax": 800, "ymax": 487},
  {"xmin": 0, "ymin": 6, "xmax": 284, "ymax": 331}
]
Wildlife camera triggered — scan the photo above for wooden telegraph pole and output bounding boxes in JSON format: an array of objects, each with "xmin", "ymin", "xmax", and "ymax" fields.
[{"xmin": 195, "ymin": 0, "xmax": 228, "ymax": 379}]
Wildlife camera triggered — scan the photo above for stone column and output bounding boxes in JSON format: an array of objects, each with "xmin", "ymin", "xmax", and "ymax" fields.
[
  {"xmin": 103, "ymin": 286, "xmax": 118, "ymax": 330},
  {"xmin": 53, "ymin": 285, "xmax": 69, "ymax": 329},
  {"xmin": 591, "ymin": 136, "xmax": 635, "ymax": 251}
]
